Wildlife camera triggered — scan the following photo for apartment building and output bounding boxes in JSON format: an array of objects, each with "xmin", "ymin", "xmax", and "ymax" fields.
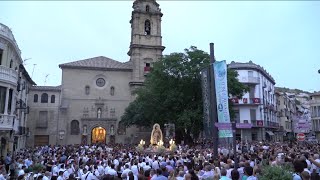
[
  {"xmin": 0, "ymin": 23, "xmax": 35, "ymax": 155},
  {"xmin": 228, "ymin": 61, "xmax": 278, "ymax": 142},
  {"xmin": 275, "ymin": 91, "xmax": 296, "ymax": 141},
  {"xmin": 310, "ymin": 92, "xmax": 320, "ymax": 139}
]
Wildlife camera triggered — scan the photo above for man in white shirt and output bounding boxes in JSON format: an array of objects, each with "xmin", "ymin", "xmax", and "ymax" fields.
[
  {"xmin": 311, "ymin": 154, "xmax": 320, "ymax": 174},
  {"xmin": 107, "ymin": 164, "xmax": 118, "ymax": 176},
  {"xmin": 81, "ymin": 169, "xmax": 90, "ymax": 180},
  {"xmin": 143, "ymin": 162, "xmax": 151, "ymax": 172},
  {"xmin": 131, "ymin": 162, "xmax": 139, "ymax": 176},
  {"xmin": 52, "ymin": 163, "xmax": 60, "ymax": 178},
  {"xmin": 57, "ymin": 171, "xmax": 64, "ymax": 180},
  {"xmin": 42, "ymin": 171, "xmax": 51, "ymax": 180},
  {"xmin": 18, "ymin": 166, "xmax": 26, "ymax": 177},
  {"xmin": 152, "ymin": 158, "xmax": 160, "ymax": 170},
  {"xmin": 121, "ymin": 164, "xmax": 132, "ymax": 179}
]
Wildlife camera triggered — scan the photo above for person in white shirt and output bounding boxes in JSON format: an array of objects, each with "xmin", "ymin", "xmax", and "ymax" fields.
[
  {"xmin": 0, "ymin": 170, "xmax": 7, "ymax": 180},
  {"xmin": 152, "ymin": 158, "xmax": 160, "ymax": 170},
  {"xmin": 311, "ymin": 154, "xmax": 320, "ymax": 174},
  {"xmin": 121, "ymin": 164, "xmax": 132, "ymax": 179},
  {"xmin": 104, "ymin": 164, "xmax": 111, "ymax": 175},
  {"xmin": 18, "ymin": 166, "xmax": 26, "ymax": 177},
  {"xmin": 98, "ymin": 162, "xmax": 104, "ymax": 175},
  {"xmin": 57, "ymin": 171, "xmax": 64, "ymax": 180},
  {"xmin": 143, "ymin": 162, "xmax": 151, "ymax": 172},
  {"xmin": 42, "ymin": 171, "xmax": 51, "ymax": 180},
  {"xmin": 52, "ymin": 163, "xmax": 60, "ymax": 178},
  {"xmin": 150, "ymin": 169, "xmax": 157, "ymax": 180},
  {"xmin": 81, "ymin": 169, "xmax": 90, "ymax": 180},
  {"xmin": 63, "ymin": 168, "xmax": 70, "ymax": 179},
  {"xmin": 107, "ymin": 164, "xmax": 118, "ymax": 176},
  {"xmin": 131, "ymin": 162, "xmax": 139, "ymax": 176}
]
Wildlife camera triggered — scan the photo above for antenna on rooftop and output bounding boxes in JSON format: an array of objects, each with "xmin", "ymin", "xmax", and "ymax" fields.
[
  {"xmin": 44, "ymin": 74, "xmax": 49, "ymax": 85},
  {"xmin": 31, "ymin": 64, "xmax": 36, "ymax": 78},
  {"xmin": 23, "ymin": 58, "xmax": 32, "ymax": 65}
]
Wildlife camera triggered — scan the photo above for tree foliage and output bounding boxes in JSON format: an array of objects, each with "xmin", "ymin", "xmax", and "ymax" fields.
[{"xmin": 121, "ymin": 46, "xmax": 248, "ymax": 143}]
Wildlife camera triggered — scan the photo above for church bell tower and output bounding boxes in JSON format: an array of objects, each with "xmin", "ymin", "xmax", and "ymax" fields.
[{"xmin": 128, "ymin": 0, "xmax": 165, "ymax": 83}]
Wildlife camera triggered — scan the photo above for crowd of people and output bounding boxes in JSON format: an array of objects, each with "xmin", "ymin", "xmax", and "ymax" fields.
[{"xmin": 0, "ymin": 141, "xmax": 319, "ymax": 180}]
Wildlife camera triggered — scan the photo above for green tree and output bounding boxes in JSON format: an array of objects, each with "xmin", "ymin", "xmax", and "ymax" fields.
[{"xmin": 121, "ymin": 46, "xmax": 248, "ymax": 143}]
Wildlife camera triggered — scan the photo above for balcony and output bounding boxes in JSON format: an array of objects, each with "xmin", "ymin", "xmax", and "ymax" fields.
[
  {"xmin": 17, "ymin": 126, "xmax": 26, "ymax": 135},
  {"xmin": 144, "ymin": 66, "xmax": 151, "ymax": 75},
  {"xmin": 265, "ymin": 121, "xmax": 279, "ymax": 129},
  {"xmin": 0, "ymin": 65, "xmax": 18, "ymax": 86},
  {"xmin": 0, "ymin": 114, "xmax": 15, "ymax": 130},
  {"xmin": 251, "ymin": 120, "xmax": 264, "ymax": 127},
  {"xmin": 240, "ymin": 76, "xmax": 260, "ymax": 84},
  {"xmin": 230, "ymin": 98, "xmax": 261, "ymax": 105}
]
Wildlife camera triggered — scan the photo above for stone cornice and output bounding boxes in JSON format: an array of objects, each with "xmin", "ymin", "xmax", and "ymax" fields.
[
  {"xmin": 59, "ymin": 65, "xmax": 133, "ymax": 72},
  {"xmin": 228, "ymin": 61, "xmax": 276, "ymax": 85}
]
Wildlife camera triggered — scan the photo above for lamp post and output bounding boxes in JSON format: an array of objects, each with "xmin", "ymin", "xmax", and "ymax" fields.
[{"xmin": 232, "ymin": 122, "xmax": 238, "ymax": 168}]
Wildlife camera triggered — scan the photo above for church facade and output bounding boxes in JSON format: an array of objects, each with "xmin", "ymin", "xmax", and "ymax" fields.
[{"xmin": 26, "ymin": 0, "xmax": 165, "ymax": 147}]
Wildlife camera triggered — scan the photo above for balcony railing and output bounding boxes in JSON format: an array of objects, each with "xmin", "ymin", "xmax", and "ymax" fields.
[
  {"xmin": 144, "ymin": 66, "xmax": 151, "ymax": 75},
  {"xmin": 230, "ymin": 98, "xmax": 261, "ymax": 105},
  {"xmin": 0, "ymin": 65, "xmax": 18, "ymax": 86},
  {"xmin": 251, "ymin": 120, "xmax": 279, "ymax": 128},
  {"xmin": 17, "ymin": 126, "xmax": 26, "ymax": 135},
  {"xmin": 0, "ymin": 114, "xmax": 15, "ymax": 130},
  {"xmin": 251, "ymin": 120, "xmax": 264, "ymax": 127},
  {"xmin": 240, "ymin": 76, "xmax": 260, "ymax": 84}
]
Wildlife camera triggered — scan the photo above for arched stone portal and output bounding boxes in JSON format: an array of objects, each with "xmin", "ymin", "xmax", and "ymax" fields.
[{"xmin": 91, "ymin": 127, "xmax": 107, "ymax": 144}]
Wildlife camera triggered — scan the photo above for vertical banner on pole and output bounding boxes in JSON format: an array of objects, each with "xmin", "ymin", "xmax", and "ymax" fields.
[
  {"xmin": 213, "ymin": 60, "xmax": 233, "ymax": 138},
  {"xmin": 201, "ymin": 68, "xmax": 212, "ymax": 139}
]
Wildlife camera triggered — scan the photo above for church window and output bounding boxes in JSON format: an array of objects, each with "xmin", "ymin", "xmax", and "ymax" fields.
[
  {"xmin": 34, "ymin": 94, "xmax": 38, "ymax": 103},
  {"xmin": 37, "ymin": 111, "xmax": 48, "ymax": 128},
  {"xmin": 110, "ymin": 86, "xmax": 115, "ymax": 96},
  {"xmin": 146, "ymin": 5, "xmax": 150, "ymax": 12},
  {"xmin": 85, "ymin": 86, "xmax": 90, "ymax": 95},
  {"xmin": 145, "ymin": 20, "xmax": 151, "ymax": 35},
  {"xmin": 70, "ymin": 120, "xmax": 80, "ymax": 135},
  {"xmin": 110, "ymin": 108, "xmax": 115, "ymax": 118},
  {"xmin": 9, "ymin": 60, "xmax": 13, "ymax": 68},
  {"xmin": 41, "ymin": 93, "xmax": 48, "ymax": 103},
  {"xmin": 51, "ymin": 95, "xmax": 55, "ymax": 103},
  {"xmin": 96, "ymin": 78, "xmax": 105, "ymax": 87},
  {"xmin": 117, "ymin": 121, "xmax": 126, "ymax": 135},
  {"xmin": 0, "ymin": 49, "xmax": 3, "ymax": 65}
]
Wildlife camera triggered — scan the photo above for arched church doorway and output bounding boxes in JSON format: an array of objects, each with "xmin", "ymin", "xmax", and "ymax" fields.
[{"xmin": 91, "ymin": 127, "xmax": 106, "ymax": 144}]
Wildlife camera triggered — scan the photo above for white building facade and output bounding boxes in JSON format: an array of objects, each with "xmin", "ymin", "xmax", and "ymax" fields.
[
  {"xmin": 228, "ymin": 61, "xmax": 279, "ymax": 142},
  {"xmin": 0, "ymin": 23, "xmax": 35, "ymax": 156},
  {"xmin": 310, "ymin": 92, "xmax": 320, "ymax": 140}
]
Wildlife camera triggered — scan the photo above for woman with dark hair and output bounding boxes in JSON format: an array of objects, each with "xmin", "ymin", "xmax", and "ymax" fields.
[
  {"xmin": 293, "ymin": 160, "xmax": 305, "ymax": 180},
  {"xmin": 188, "ymin": 169, "xmax": 199, "ymax": 180},
  {"xmin": 128, "ymin": 171, "xmax": 135, "ymax": 180},
  {"xmin": 138, "ymin": 167, "xmax": 146, "ymax": 180},
  {"xmin": 231, "ymin": 169, "xmax": 240, "ymax": 180}
]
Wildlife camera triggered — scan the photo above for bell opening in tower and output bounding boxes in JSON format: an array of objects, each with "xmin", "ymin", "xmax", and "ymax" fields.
[{"xmin": 145, "ymin": 20, "xmax": 151, "ymax": 35}]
